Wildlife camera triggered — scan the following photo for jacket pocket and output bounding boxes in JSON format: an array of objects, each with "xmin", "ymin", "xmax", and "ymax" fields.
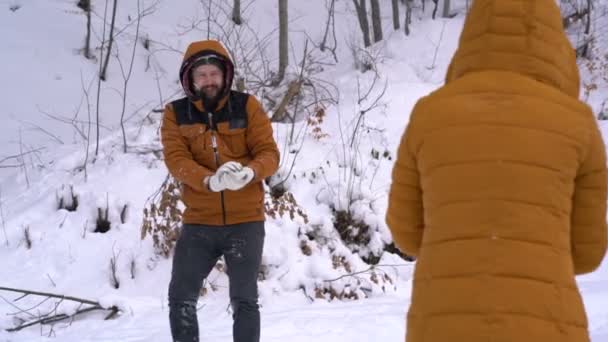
[
  {"xmin": 217, "ymin": 124, "xmax": 248, "ymax": 158},
  {"xmin": 179, "ymin": 124, "xmax": 215, "ymax": 168},
  {"xmin": 179, "ymin": 124, "xmax": 206, "ymax": 153}
]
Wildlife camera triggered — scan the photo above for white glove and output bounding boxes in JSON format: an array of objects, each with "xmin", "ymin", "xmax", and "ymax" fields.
[
  {"xmin": 223, "ymin": 166, "xmax": 255, "ymax": 191},
  {"xmin": 207, "ymin": 161, "xmax": 243, "ymax": 192}
]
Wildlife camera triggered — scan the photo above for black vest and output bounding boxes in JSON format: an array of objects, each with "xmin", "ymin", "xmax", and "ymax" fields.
[{"xmin": 170, "ymin": 90, "xmax": 249, "ymax": 129}]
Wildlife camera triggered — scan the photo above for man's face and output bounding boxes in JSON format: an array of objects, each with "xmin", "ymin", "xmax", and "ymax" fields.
[{"xmin": 192, "ymin": 64, "xmax": 224, "ymax": 100}]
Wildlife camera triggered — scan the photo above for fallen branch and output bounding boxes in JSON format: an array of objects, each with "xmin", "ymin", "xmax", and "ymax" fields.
[
  {"xmin": 0, "ymin": 286, "xmax": 120, "ymax": 332},
  {"xmin": 322, "ymin": 263, "xmax": 410, "ymax": 283}
]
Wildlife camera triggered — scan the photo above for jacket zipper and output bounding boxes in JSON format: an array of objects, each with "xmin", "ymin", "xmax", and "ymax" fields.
[{"xmin": 208, "ymin": 112, "xmax": 227, "ymax": 225}]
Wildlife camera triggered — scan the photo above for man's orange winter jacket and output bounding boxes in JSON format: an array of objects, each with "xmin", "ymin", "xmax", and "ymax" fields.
[
  {"xmin": 161, "ymin": 40, "xmax": 279, "ymax": 225},
  {"xmin": 387, "ymin": 1, "xmax": 608, "ymax": 341}
]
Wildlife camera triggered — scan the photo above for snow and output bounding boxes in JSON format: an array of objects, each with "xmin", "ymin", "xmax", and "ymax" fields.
[{"xmin": 1, "ymin": 0, "xmax": 608, "ymax": 341}]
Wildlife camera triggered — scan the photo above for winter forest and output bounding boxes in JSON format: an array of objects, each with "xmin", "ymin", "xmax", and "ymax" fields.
[{"xmin": 1, "ymin": 0, "xmax": 608, "ymax": 341}]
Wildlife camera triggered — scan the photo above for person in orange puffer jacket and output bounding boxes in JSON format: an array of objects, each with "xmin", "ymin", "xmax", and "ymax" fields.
[
  {"xmin": 161, "ymin": 39, "xmax": 279, "ymax": 342},
  {"xmin": 386, "ymin": 1, "xmax": 608, "ymax": 341}
]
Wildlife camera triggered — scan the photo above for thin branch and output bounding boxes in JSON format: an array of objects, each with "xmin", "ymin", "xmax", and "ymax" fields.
[
  {"xmin": 0, "ymin": 187, "xmax": 7, "ymax": 246},
  {"xmin": 18, "ymin": 129, "xmax": 30, "ymax": 189},
  {"xmin": 81, "ymin": 71, "xmax": 92, "ymax": 182},
  {"xmin": 6, "ymin": 306, "xmax": 111, "ymax": 332},
  {"xmin": 0, "ymin": 149, "xmax": 45, "ymax": 166},
  {"xmin": 118, "ymin": 0, "xmax": 142, "ymax": 153},
  {"xmin": 15, "ymin": 119, "xmax": 64, "ymax": 145},
  {"xmin": 95, "ymin": 0, "xmax": 111, "ymax": 158},
  {"xmin": 0, "ymin": 287, "xmax": 100, "ymax": 306},
  {"xmin": 0, "ymin": 295, "xmax": 43, "ymax": 318},
  {"xmin": 323, "ymin": 264, "xmax": 410, "ymax": 283}
]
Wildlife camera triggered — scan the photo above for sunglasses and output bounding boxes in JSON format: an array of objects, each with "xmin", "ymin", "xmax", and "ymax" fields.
[{"xmin": 192, "ymin": 54, "xmax": 224, "ymax": 66}]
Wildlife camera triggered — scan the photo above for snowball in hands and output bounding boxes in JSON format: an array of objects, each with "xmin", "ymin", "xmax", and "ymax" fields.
[
  {"xmin": 207, "ymin": 161, "xmax": 243, "ymax": 192},
  {"xmin": 224, "ymin": 167, "xmax": 255, "ymax": 191}
]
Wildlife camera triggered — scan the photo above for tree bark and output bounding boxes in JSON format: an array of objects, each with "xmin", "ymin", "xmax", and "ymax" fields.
[
  {"xmin": 442, "ymin": 0, "xmax": 451, "ymax": 18},
  {"xmin": 432, "ymin": 0, "xmax": 439, "ymax": 19},
  {"xmin": 232, "ymin": 0, "xmax": 242, "ymax": 25},
  {"xmin": 581, "ymin": 0, "xmax": 592, "ymax": 57},
  {"xmin": 79, "ymin": 0, "xmax": 93, "ymax": 59},
  {"xmin": 392, "ymin": 0, "xmax": 400, "ymax": 30},
  {"xmin": 321, "ymin": 0, "xmax": 336, "ymax": 51},
  {"xmin": 404, "ymin": 0, "xmax": 412, "ymax": 35},
  {"xmin": 85, "ymin": 4, "xmax": 92, "ymax": 59},
  {"xmin": 276, "ymin": 0, "xmax": 289, "ymax": 84},
  {"xmin": 352, "ymin": 0, "xmax": 371, "ymax": 47},
  {"xmin": 100, "ymin": 0, "xmax": 118, "ymax": 81},
  {"xmin": 370, "ymin": 0, "xmax": 383, "ymax": 42}
]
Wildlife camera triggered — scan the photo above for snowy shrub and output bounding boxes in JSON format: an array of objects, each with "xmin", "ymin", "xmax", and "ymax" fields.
[
  {"xmin": 56, "ymin": 185, "xmax": 78, "ymax": 212},
  {"xmin": 265, "ymin": 190, "xmax": 309, "ymax": 224},
  {"xmin": 307, "ymin": 106, "xmax": 330, "ymax": 141},
  {"xmin": 140, "ymin": 175, "xmax": 182, "ymax": 258},
  {"xmin": 95, "ymin": 206, "xmax": 111, "ymax": 233},
  {"xmin": 22, "ymin": 226, "xmax": 31, "ymax": 249},
  {"xmin": 120, "ymin": 204, "xmax": 128, "ymax": 224},
  {"xmin": 109, "ymin": 254, "xmax": 120, "ymax": 289},
  {"xmin": 333, "ymin": 209, "xmax": 374, "ymax": 261}
]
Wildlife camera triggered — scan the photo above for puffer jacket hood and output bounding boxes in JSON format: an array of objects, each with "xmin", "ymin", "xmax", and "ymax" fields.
[
  {"xmin": 179, "ymin": 40, "xmax": 235, "ymax": 104},
  {"xmin": 445, "ymin": 0, "xmax": 580, "ymax": 98}
]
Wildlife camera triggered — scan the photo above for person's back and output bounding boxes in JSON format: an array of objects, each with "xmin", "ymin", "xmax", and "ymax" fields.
[{"xmin": 386, "ymin": 1, "xmax": 608, "ymax": 341}]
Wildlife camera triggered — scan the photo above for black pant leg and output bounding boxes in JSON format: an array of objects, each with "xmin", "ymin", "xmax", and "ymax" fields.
[
  {"xmin": 222, "ymin": 221, "xmax": 265, "ymax": 342},
  {"xmin": 168, "ymin": 225, "xmax": 222, "ymax": 342}
]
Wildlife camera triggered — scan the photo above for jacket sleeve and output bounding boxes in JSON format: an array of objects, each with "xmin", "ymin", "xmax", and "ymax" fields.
[
  {"xmin": 386, "ymin": 107, "xmax": 424, "ymax": 257},
  {"xmin": 245, "ymin": 96, "xmax": 280, "ymax": 183},
  {"xmin": 571, "ymin": 116, "xmax": 608, "ymax": 275},
  {"xmin": 160, "ymin": 104, "xmax": 213, "ymax": 193}
]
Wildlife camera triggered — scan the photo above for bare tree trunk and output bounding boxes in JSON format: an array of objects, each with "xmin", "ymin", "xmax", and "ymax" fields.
[
  {"xmin": 320, "ymin": 0, "xmax": 339, "ymax": 62},
  {"xmin": 432, "ymin": 0, "xmax": 439, "ymax": 19},
  {"xmin": 276, "ymin": 0, "xmax": 289, "ymax": 84},
  {"xmin": 95, "ymin": 0, "xmax": 111, "ymax": 158},
  {"xmin": 321, "ymin": 0, "xmax": 336, "ymax": 50},
  {"xmin": 206, "ymin": 0, "xmax": 212, "ymax": 39},
  {"xmin": 232, "ymin": 0, "xmax": 242, "ymax": 25},
  {"xmin": 352, "ymin": 0, "xmax": 371, "ymax": 47},
  {"xmin": 404, "ymin": 0, "xmax": 412, "ymax": 35},
  {"xmin": 78, "ymin": 0, "xmax": 93, "ymax": 59},
  {"xmin": 392, "ymin": 0, "xmax": 400, "ymax": 30},
  {"xmin": 442, "ymin": 0, "xmax": 451, "ymax": 18},
  {"xmin": 100, "ymin": 0, "xmax": 118, "ymax": 81},
  {"xmin": 85, "ymin": 7, "xmax": 92, "ymax": 59},
  {"xmin": 370, "ymin": 0, "xmax": 382, "ymax": 42},
  {"xmin": 581, "ymin": 0, "xmax": 592, "ymax": 57}
]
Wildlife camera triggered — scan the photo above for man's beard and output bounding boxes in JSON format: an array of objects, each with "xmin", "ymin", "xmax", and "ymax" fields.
[{"xmin": 197, "ymin": 84, "xmax": 223, "ymax": 111}]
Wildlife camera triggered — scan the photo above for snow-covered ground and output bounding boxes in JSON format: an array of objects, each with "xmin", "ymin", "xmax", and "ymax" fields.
[{"xmin": 1, "ymin": 0, "xmax": 607, "ymax": 341}]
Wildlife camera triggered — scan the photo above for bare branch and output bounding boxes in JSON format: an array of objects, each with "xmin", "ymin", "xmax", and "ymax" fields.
[
  {"xmin": 18, "ymin": 129, "xmax": 30, "ymax": 188},
  {"xmin": 81, "ymin": 72, "xmax": 92, "ymax": 182},
  {"xmin": 117, "ymin": 0, "xmax": 142, "ymax": 153},
  {"xmin": 0, "ymin": 187, "xmax": 7, "ymax": 246},
  {"xmin": 0, "ymin": 287, "xmax": 101, "ymax": 306},
  {"xmin": 95, "ymin": 0, "xmax": 111, "ymax": 158},
  {"xmin": 0, "ymin": 149, "xmax": 45, "ymax": 165},
  {"xmin": 323, "ymin": 264, "xmax": 409, "ymax": 283}
]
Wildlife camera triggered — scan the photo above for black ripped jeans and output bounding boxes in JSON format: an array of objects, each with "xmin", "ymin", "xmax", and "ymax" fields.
[{"xmin": 168, "ymin": 222, "xmax": 265, "ymax": 342}]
